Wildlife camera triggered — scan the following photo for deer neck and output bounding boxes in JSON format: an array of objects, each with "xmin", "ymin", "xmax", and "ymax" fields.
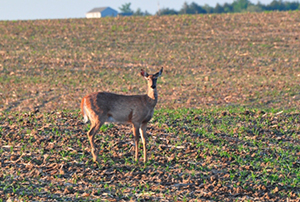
[{"xmin": 146, "ymin": 87, "xmax": 158, "ymax": 106}]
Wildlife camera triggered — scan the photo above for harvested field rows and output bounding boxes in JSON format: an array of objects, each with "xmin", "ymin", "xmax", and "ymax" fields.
[
  {"xmin": 1, "ymin": 12, "xmax": 300, "ymax": 111},
  {"xmin": 0, "ymin": 11, "xmax": 300, "ymax": 201},
  {"xmin": 0, "ymin": 108, "xmax": 299, "ymax": 201}
]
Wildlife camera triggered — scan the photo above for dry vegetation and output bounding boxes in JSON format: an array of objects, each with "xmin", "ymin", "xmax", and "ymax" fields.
[
  {"xmin": 0, "ymin": 11, "xmax": 300, "ymax": 201},
  {"xmin": 1, "ymin": 12, "xmax": 300, "ymax": 111}
]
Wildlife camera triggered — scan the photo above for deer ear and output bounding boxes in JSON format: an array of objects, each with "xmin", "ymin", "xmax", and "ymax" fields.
[
  {"xmin": 158, "ymin": 67, "xmax": 163, "ymax": 76},
  {"xmin": 141, "ymin": 69, "xmax": 149, "ymax": 77},
  {"xmin": 154, "ymin": 67, "xmax": 163, "ymax": 77}
]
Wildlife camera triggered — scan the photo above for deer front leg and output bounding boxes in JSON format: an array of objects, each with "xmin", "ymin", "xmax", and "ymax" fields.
[
  {"xmin": 132, "ymin": 124, "xmax": 140, "ymax": 162},
  {"xmin": 140, "ymin": 123, "xmax": 148, "ymax": 163},
  {"xmin": 87, "ymin": 123, "xmax": 102, "ymax": 162}
]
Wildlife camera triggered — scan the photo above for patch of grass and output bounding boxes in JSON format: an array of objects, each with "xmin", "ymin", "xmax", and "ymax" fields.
[
  {"xmin": 1, "ymin": 107, "xmax": 299, "ymax": 200},
  {"xmin": 1, "ymin": 11, "xmax": 300, "ymax": 201}
]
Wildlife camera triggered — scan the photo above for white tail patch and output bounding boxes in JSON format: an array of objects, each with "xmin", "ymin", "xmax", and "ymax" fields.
[{"xmin": 82, "ymin": 99, "xmax": 90, "ymax": 123}]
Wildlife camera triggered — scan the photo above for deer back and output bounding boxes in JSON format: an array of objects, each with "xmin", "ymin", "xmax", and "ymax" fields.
[{"xmin": 82, "ymin": 92, "xmax": 156, "ymax": 124}]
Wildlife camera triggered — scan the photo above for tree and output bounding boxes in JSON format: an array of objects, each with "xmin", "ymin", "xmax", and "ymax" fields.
[
  {"xmin": 256, "ymin": 1, "xmax": 266, "ymax": 10},
  {"xmin": 181, "ymin": 2, "xmax": 188, "ymax": 14},
  {"xmin": 144, "ymin": 10, "xmax": 151, "ymax": 16},
  {"xmin": 223, "ymin": 3, "xmax": 233, "ymax": 13},
  {"xmin": 133, "ymin": 8, "xmax": 152, "ymax": 16},
  {"xmin": 232, "ymin": 0, "xmax": 251, "ymax": 12},
  {"xmin": 285, "ymin": 2, "xmax": 300, "ymax": 10},
  {"xmin": 158, "ymin": 8, "xmax": 178, "ymax": 15},
  {"xmin": 148, "ymin": 0, "xmax": 300, "ymax": 16},
  {"xmin": 119, "ymin": 3, "xmax": 133, "ymax": 13},
  {"xmin": 246, "ymin": 5, "xmax": 263, "ymax": 12},
  {"xmin": 214, "ymin": 3, "xmax": 224, "ymax": 13},
  {"xmin": 203, "ymin": 4, "xmax": 214, "ymax": 13},
  {"xmin": 179, "ymin": 2, "xmax": 207, "ymax": 14},
  {"xmin": 189, "ymin": 2, "xmax": 207, "ymax": 14},
  {"xmin": 134, "ymin": 8, "xmax": 143, "ymax": 16}
]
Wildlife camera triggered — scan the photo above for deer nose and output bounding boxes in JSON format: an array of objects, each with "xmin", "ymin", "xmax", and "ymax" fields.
[{"xmin": 151, "ymin": 84, "xmax": 156, "ymax": 88}]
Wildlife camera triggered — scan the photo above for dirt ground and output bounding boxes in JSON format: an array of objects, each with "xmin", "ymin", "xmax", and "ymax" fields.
[{"xmin": 1, "ymin": 11, "xmax": 300, "ymax": 201}]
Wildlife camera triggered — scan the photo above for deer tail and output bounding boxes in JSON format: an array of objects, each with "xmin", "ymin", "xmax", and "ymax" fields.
[{"xmin": 81, "ymin": 97, "xmax": 89, "ymax": 123}]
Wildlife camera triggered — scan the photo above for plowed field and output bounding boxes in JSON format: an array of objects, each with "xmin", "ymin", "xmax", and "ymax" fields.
[{"xmin": 0, "ymin": 11, "xmax": 300, "ymax": 201}]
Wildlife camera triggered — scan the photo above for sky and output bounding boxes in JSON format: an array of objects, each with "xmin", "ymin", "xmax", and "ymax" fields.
[{"xmin": 0, "ymin": 0, "xmax": 273, "ymax": 21}]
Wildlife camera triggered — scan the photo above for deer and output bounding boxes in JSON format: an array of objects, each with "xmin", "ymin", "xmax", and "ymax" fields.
[{"xmin": 81, "ymin": 68, "xmax": 163, "ymax": 163}]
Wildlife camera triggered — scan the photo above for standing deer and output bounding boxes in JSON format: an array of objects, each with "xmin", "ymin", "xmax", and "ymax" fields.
[{"xmin": 81, "ymin": 68, "xmax": 163, "ymax": 163}]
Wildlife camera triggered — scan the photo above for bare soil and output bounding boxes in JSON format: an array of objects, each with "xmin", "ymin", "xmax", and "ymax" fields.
[
  {"xmin": 0, "ymin": 11, "xmax": 300, "ymax": 201},
  {"xmin": 1, "ymin": 12, "xmax": 300, "ymax": 112}
]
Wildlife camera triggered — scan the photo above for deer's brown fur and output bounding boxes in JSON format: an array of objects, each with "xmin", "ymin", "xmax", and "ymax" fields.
[{"xmin": 81, "ymin": 68, "xmax": 163, "ymax": 163}]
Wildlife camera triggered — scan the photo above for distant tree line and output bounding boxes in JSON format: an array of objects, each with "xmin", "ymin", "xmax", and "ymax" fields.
[
  {"xmin": 157, "ymin": 0, "xmax": 300, "ymax": 15},
  {"xmin": 119, "ymin": 3, "xmax": 151, "ymax": 16},
  {"xmin": 119, "ymin": 1, "xmax": 300, "ymax": 16}
]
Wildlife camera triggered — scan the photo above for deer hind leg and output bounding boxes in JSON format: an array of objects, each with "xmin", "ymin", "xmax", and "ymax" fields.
[
  {"xmin": 87, "ymin": 120, "xmax": 102, "ymax": 162},
  {"xmin": 132, "ymin": 124, "xmax": 140, "ymax": 162},
  {"xmin": 140, "ymin": 123, "xmax": 148, "ymax": 163}
]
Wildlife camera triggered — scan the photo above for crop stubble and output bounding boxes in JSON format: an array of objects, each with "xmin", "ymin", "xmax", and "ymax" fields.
[
  {"xmin": 1, "ymin": 12, "xmax": 300, "ymax": 112},
  {"xmin": 0, "ymin": 11, "xmax": 300, "ymax": 201}
]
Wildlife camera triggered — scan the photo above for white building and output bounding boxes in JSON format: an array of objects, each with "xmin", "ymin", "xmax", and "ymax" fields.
[{"xmin": 86, "ymin": 7, "xmax": 118, "ymax": 18}]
